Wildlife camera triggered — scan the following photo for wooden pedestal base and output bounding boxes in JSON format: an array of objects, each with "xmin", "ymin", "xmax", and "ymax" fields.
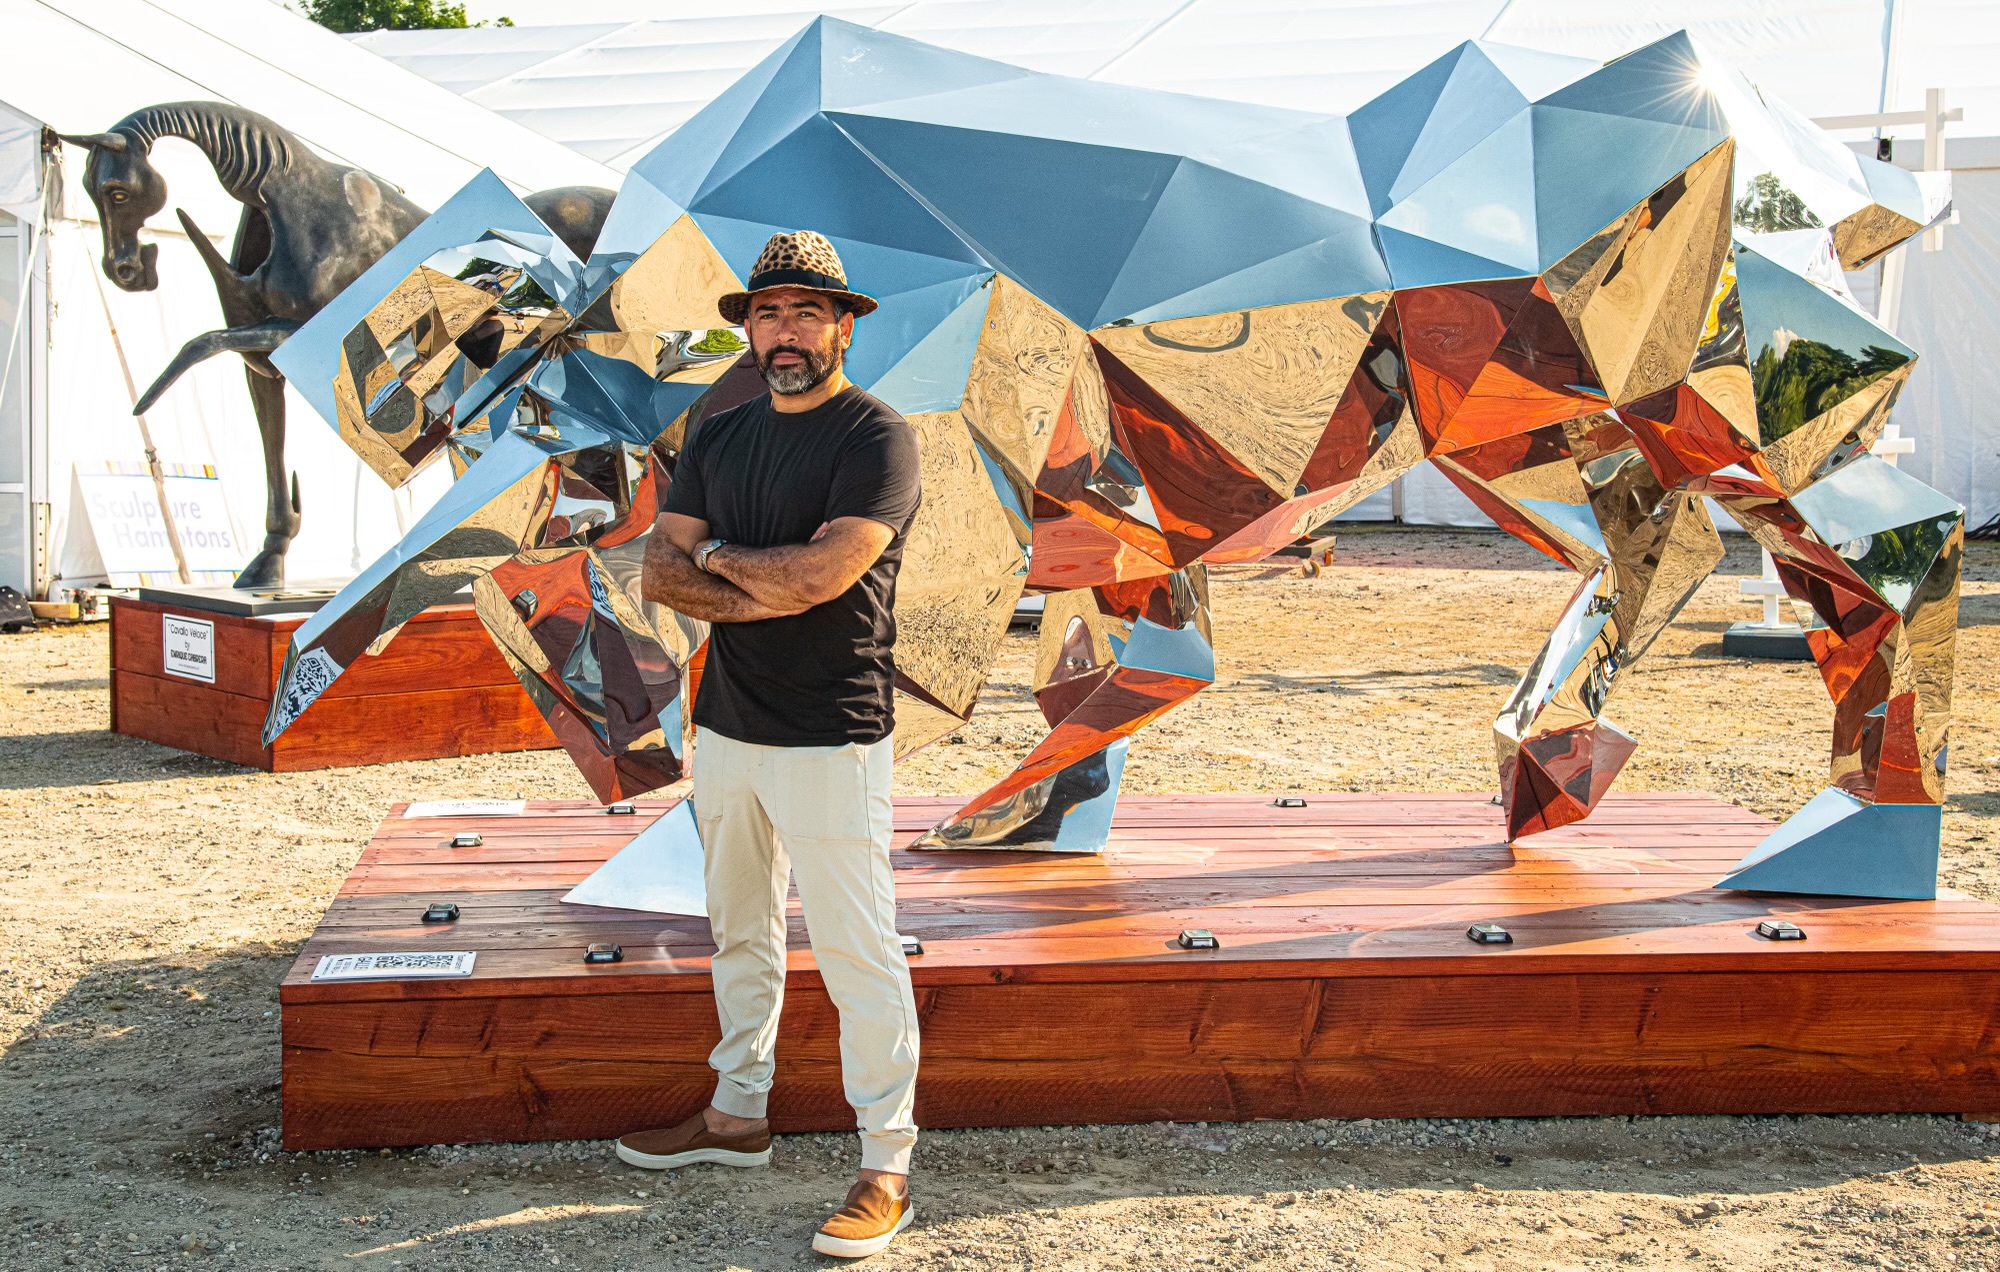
[
  {"xmin": 279, "ymin": 794, "xmax": 2000, "ymax": 1150},
  {"xmin": 110, "ymin": 596, "xmax": 557, "ymax": 771}
]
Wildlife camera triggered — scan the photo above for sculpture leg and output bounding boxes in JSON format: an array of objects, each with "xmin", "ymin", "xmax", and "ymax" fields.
[
  {"xmin": 1711, "ymin": 463, "xmax": 1962, "ymax": 898},
  {"xmin": 1433, "ymin": 416, "xmax": 1725, "ymax": 839},
  {"xmin": 235, "ymin": 367, "xmax": 298, "ymax": 589},
  {"xmin": 914, "ymin": 567, "xmax": 1212, "ymax": 852}
]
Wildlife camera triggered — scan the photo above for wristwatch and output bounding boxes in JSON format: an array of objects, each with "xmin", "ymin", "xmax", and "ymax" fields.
[{"xmin": 693, "ymin": 538, "xmax": 727, "ymax": 573}]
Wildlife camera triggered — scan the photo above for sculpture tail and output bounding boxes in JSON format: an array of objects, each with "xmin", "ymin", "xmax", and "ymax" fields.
[
  {"xmin": 133, "ymin": 317, "xmax": 302, "ymax": 415},
  {"xmin": 175, "ymin": 208, "xmax": 256, "ymax": 314}
]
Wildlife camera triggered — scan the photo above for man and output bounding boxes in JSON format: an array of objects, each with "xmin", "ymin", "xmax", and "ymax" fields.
[{"xmin": 617, "ymin": 230, "xmax": 923, "ymax": 1260}]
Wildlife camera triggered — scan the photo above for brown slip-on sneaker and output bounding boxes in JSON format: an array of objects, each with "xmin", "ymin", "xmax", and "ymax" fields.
[
  {"xmin": 811, "ymin": 1177, "xmax": 913, "ymax": 1258},
  {"xmin": 615, "ymin": 1111, "xmax": 771, "ymax": 1169}
]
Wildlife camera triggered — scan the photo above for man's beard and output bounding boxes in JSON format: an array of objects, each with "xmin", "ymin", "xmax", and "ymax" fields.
[{"xmin": 756, "ymin": 339, "xmax": 840, "ymax": 396}]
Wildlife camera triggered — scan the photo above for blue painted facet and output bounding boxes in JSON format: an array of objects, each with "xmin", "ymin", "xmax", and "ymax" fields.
[
  {"xmin": 1530, "ymin": 107, "xmax": 1727, "ymax": 268},
  {"xmin": 1116, "ymin": 617, "xmax": 1217, "ymax": 683},
  {"xmin": 1374, "ymin": 222, "xmax": 1532, "ymax": 291},
  {"xmin": 694, "ymin": 114, "xmax": 979, "ymax": 266},
  {"xmin": 1200, "ymin": 116, "xmax": 1371, "ymax": 218},
  {"xmin": 1379, "ymin": 108, "xmax": 1539, "ymax": 275},
  {"xmin": 673, "ymin": 22, "xmax": 825, "ymax": 209},
  {"xmin": 829, "ymin": 52, "xmax": 1317, "ymax": 176},
  {"xmin": 861, "ymin": 275, "xmax": 993, "ymax": 414},
  {"xmin": 1475, "ymin": 41, "xmax": 1598, "ymax": 101},
  {"xmin": 1718, "ymin": 787, "xmax": 1941, "ymax": 899},
  {"xmin": 1350, "ymin": 43, "xmax": 1474, "ymax": 218},
  {"xmin": 1518, "ymin": 497, "xmax": 1608, "ymax": 561},
  {"xmin": 1095, "ymin": 159, "xmax": 1387, "ymax": 328},
  {"xmin": 813, "ymin": 18, "xmax": 1033, "ymax": 113},
  {"xmin": 1537, "ymin": 32, "xmax": 1728, "ymax": 134},
  {"xmin": 1789, "ymin": 454, "xmax": 1963, "ymax": 547},
  {"xmin": 1385, "ymin": 47, "xmax": 1533, "ymax": 209},
  {"xmin": 827, "ymin": 111, "xmax": 1178, "ymax": 327},
  {"xmin": 1051, "ymin": 738, "xmax": 1129, "ymax": 853}
]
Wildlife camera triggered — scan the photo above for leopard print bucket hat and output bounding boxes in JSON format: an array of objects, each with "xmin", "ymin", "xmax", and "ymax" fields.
[{"xmin": 717, "ymin": 230, "xmax": 878, "ymax": 325}]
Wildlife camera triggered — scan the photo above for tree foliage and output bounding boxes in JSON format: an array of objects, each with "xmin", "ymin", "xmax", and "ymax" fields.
[
  {"xmin": 1751, "ymin": 337, "xmax": 1908, "ymax": 443},
  {"xmin": 1733, "ymin": 171, "xmax": 1821, "ymax": 234},
  {"xmin": 302, "ymin": 0, "xmax": 509, "ymax": 32}
]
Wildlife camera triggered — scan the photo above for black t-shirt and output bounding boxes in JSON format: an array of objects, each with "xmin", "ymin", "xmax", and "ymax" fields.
[{"xmin": 662, "ymin": 386, "xmax": 922, "ymax": 746}]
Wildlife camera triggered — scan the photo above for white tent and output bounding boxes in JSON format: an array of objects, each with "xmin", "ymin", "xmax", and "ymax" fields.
[
  {"xmin": 355, "ymin": 0, "xmax": 2000, "ymax": 530},
  {"xmin": 0, "ymin": 0, "xmax": 617, "ymax": 598}
]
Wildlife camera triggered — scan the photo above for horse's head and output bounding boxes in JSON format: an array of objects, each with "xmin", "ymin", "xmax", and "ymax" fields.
[{"xmin": 59, "ymin": 129, "xmax": 167, "ymax": 291}]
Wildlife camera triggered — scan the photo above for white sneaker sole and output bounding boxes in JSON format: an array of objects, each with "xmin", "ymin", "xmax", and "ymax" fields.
[
  {"xmin": 812, "ymin": 1203, "xmax": 914, "ymax": 1259},
  {"xmin": 614, "ymin": 1142, "xmax": 771, "ymax": 1170}
]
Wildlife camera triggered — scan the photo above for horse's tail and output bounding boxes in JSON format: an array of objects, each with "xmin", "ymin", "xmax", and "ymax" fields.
[{"xmin": 134, "ymin": 317, "xmax": 302, "ymax": 415}]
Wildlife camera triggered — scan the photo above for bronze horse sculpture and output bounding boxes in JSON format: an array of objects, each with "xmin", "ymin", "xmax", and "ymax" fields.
[{"xmin": 62, "ymin": 102, "xmax": 614, "ymax": 587}]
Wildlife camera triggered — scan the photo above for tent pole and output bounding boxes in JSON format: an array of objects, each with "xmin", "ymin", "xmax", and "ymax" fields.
[{"xmin": 86, "ymin": 249, "xmax": 191, "ymax": 586}]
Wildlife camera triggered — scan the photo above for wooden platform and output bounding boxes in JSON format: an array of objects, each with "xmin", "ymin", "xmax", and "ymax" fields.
[
  {"xmin": 279, "ymin": 794, "xmax": 2000, "ymax": 1151},
  {"xmin": 110, "ymin": 596, "xmax": 557, "ymax": 771}
]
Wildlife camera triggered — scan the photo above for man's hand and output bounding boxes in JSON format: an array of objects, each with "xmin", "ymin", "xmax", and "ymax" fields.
[
  {"xmin": 642, "ymin": 513, "xmax": 805, "ymax": 623},
  {"xmin": 704, "ymin": 517, "xmax": 895, "ymax": 613}
]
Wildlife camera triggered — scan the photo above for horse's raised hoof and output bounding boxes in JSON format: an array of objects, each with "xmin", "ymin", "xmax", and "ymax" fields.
[{"xmin": 233, "ymin": 548, "xmax": 287, "ymax": 591}]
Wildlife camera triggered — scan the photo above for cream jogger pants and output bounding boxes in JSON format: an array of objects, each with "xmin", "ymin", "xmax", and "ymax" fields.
[{"xmin": 692, "ymin": 725, "xmax": 920, "ymax": 1174}]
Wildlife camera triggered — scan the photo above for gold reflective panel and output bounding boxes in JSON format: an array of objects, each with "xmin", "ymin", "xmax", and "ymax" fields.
[
  {"xmin": 890, "ymin": 688, "xmax": 973, "ymax": 760},
  {"xmin": 1564, "ymin": 141, "xmax": 1736, "ymax": 407},
  {"xmin": 1091, "ymin": 292, "xmax": 1389, "ymax": 495},
  {"xmin": 332, "ymin": 244, "xmax": 576, "ymax": 487},
  {"xmin": 1758, "ymin": 366, "xmax": 1909, "ymax": 495},
  {"xmin": 1831, "ymin": 204, "xmax": 1923, "ymax": 272},
  {"xmin": 891, "ymin": 409, "xmax": 1030, "ymax": 724},
  {"xmin": 960, "ymin": 275, "xmax": 1087, "ymax": 522},
  {"xmin": 595, "ymin": 214, "xmax": 745, "ymax": 344}
]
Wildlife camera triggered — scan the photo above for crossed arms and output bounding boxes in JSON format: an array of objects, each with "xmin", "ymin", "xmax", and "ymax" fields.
[{"xmin": 641, "ymin": 511, "xmax": 895, "ymax": 622}]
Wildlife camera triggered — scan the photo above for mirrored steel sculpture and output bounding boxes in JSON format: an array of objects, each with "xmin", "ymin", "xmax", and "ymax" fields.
[{"xmin": 265, "ymin": 19, "xmax": 1955, "ymax": 899}]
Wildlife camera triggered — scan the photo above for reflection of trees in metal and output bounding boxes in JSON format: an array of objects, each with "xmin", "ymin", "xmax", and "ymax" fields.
[
  {"xmin": 1734, "ymin": 171, "xmax": 1822, "ymax": 232},
  {"xmin": 1753, "ymin": 340, "xmax": 1911, "ymax": 441}
]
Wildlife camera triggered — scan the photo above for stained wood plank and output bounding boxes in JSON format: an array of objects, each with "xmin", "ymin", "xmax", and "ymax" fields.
[
  {"xmin": 281, "ymin": 795, "xmax": 2000, "ymax": 1150},
  {"xmin": 113, "ymin": 599, "xmax": 276, "ymax": 699},
  {"xmin": 270, "ymin": 683, "xmax": 557, "ymax": 770},
  {"xmin": 111, "ymin": 670, "xmax": 273, "ymax": 768},
  {"xmin": 288, "ymin": 611, "xmax": 529, "ymax": 699},
  {"xmin": 282, "ymin": 967, "xmax": 2000, "ymax": 1148},
  {"xmin": 109, "ymin": 598, "xmax": 558, "ymax": 771}
]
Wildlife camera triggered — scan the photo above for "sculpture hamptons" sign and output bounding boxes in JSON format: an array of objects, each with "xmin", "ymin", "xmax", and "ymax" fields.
[{"xmin": 67, "ymin": 469, "xmax": 245, "ymax": 584}]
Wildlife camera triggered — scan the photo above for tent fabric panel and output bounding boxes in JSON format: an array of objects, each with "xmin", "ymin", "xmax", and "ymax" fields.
[{"xmin": 1885, "ymin": 165, "xmax": 2000, "ymax": 529}]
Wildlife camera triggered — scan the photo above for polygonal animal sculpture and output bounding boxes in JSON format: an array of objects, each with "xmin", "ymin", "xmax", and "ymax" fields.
[
  {"xmin": 262, "ymin": 20, "xmax": 1956, "ymax": 899},
  {"xmin": 64, "ymin": 102, "xmax": 616, "ymax": 587}
]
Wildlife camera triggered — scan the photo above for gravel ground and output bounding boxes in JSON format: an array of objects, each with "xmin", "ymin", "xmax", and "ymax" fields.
[{"xmin": 2, "ymin": 525, "xmax": 1998, "ymax": 1271}]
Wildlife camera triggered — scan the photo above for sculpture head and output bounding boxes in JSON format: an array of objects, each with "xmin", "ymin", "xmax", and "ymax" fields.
[{"xmin": 60, "ymin": 129, "xmax": 167, "ymax": 291}]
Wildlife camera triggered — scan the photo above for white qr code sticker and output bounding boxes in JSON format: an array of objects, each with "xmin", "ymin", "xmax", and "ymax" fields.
[{"xmin": 311, "ymin": 952, "xmax": 477, "ymax": 981}]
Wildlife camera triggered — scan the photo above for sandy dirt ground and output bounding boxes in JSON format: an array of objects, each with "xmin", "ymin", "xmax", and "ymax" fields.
[{"xmin": 2, "ymin": 526, "xmax": 1999, "ymax": 1271}]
